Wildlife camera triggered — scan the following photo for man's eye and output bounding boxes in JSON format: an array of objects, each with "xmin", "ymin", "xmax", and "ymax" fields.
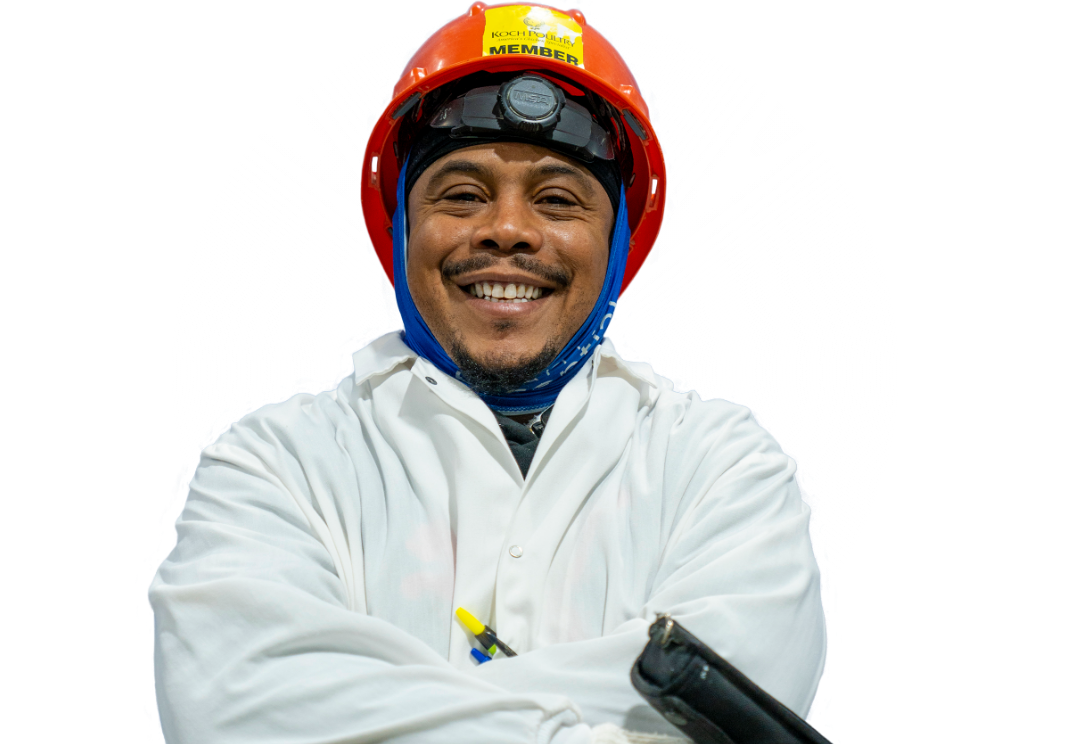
[
  {"xmin": 541, "ymin": 194, "xmax": 577, "ymax": 206},
  {"xmin": 445, "ymin": 192, "xmax": 480, "ymax": 202}
]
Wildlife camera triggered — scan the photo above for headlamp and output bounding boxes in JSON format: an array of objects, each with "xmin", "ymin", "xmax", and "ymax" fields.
[{"xmin": 428, "ymin": 74, "xmax": 614, "ymax": 163}]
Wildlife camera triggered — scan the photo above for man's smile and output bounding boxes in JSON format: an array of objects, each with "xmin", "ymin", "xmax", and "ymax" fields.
[
  {"xmin": 446, "ymin": 261, "xmax": 564, "ymax": 317},
  {"xmin": 452, "ymin": 269, "xmax": 556, "ymax": 307},
  {"xmin": 462, "ymin": 281, "xmax": 548, "ymax": 302},
  {"xmin": 450, "ymin": 279, "xmax": 555, "ymax": 320}
]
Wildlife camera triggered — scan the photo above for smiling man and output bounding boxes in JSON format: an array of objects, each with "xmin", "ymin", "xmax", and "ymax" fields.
[{"xmin": 150, "ymin": 5, "xmax": 826, "ymax": 744}]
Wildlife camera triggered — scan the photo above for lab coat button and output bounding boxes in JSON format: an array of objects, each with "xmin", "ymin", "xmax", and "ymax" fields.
[{"xmin": 508, "ymin": 545, "xmax": 523, "ymax": 558}]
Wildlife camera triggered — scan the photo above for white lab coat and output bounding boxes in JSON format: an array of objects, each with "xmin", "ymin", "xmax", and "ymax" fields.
[{"xmin": 150, "ymin": 332, "xmax": 826, "ymax": 743}]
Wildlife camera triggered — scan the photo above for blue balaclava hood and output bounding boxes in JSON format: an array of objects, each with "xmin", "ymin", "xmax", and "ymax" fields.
[{"xmin": 392, "ymin": 74, "xmax": 632, "ymax": 414}]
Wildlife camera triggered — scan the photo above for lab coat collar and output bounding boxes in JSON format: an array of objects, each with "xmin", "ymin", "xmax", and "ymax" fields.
[
  {"xmin": 350, "ymin": 331, "xmax": 658, "ymax": 408},
  {"xmin": 350, "ymin": 332, "xmax": 418, "ymax": 387}
]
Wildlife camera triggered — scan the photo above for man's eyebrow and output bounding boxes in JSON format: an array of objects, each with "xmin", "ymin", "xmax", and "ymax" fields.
[
  {"xmin": 425, "ymin": 159, "xmax": 596, "ymax": 197},
  {"xmin": 426, "ymin": 160, "xmax": 491, "ymax": 191},
  {"xmin": 531, "ymin": 163, "xmax": 594, "ymax": 197}
]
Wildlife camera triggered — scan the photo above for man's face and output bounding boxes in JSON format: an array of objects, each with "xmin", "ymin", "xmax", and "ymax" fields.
[{"xmin": 406, "ymin": 142, "xmax": 614, "ymax": 384}]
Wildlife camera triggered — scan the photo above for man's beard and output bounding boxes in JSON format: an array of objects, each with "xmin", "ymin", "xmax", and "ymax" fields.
[{"xmin": 449, "ymin": 336, "xmax": 558, "ymax": 396}]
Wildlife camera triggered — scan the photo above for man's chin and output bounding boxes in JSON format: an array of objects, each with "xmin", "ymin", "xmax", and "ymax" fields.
[{"xmin": 448, "ymin": 338, "xmax": 558, "ymax": 397}]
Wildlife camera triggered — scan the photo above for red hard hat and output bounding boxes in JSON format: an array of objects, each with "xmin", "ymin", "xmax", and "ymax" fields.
[{"xmin": 361, "ymin": 2, "xmax": 665, "ymax": 294}]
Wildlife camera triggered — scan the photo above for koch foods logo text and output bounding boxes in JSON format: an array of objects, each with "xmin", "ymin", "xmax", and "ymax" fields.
[{"xmin": 489, "ymin": 30, "xmax": 576, "ymax": 45}]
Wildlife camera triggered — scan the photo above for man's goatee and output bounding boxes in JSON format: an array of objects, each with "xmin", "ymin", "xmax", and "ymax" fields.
[{"xmin": 449, "ymin": 340, "xmax": 558, "ymax": 396}]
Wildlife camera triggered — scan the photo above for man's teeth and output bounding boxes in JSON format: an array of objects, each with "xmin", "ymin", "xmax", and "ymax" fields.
[{"xmin": 467, "ymin": 282, "xmax": 544, "ymax": 302}]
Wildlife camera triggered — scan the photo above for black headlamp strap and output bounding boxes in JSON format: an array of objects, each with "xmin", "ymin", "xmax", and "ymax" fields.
[{"xmin": 429, "ymin": 77, "xmax": 612, "ymax": 162}]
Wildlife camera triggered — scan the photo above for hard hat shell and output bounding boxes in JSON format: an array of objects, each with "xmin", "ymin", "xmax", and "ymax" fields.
[{"xmin": 361, "ymin": 2, "xmax": 665, "ymax": 294}]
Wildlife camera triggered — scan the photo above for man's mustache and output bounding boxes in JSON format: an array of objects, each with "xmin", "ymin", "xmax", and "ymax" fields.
[{"xmin": 441, "ymin": 254, "xmax": 571, "ymax": 288}]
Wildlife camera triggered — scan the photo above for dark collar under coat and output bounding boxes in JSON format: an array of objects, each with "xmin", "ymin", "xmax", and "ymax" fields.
[{"xmin": 493, "ymin": 407, "xmax": 553, "ymax": 478}]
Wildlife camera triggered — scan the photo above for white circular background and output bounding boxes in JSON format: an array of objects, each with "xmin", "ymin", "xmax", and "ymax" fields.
[{"xmin": 173, "ymin": 14, "xmax": 894, "ymax": 590}]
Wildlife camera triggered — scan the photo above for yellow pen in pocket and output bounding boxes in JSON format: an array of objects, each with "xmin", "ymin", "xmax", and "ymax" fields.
[{"xmin": 455, "ymin": 607, "xmax": 517, "ymax": 657}]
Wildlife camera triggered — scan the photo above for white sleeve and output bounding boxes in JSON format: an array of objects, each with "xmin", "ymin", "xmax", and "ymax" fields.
[
  {"xmin": 150, "ymin": 416, "xmax": 590, "ymax": 744},
  {"xmin": 474, "ymin": 403, "xmax": 826, "ymax": 732}
]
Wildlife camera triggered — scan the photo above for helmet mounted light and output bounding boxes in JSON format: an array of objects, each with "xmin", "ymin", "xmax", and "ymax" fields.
[{"xmin": 428, "ymin": 74, "xmax": 613, "ymax": 163}]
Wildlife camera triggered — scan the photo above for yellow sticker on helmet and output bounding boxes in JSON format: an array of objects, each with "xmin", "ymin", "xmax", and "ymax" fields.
[{"xmin": 482, "ymin": 5, "xmax": 584, "ymax": 68}]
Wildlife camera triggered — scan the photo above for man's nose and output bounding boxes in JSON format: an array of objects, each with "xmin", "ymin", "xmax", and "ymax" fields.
[{"xmin": 470, "ymin": 195, "xmax": 543, "ymax": 253}]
